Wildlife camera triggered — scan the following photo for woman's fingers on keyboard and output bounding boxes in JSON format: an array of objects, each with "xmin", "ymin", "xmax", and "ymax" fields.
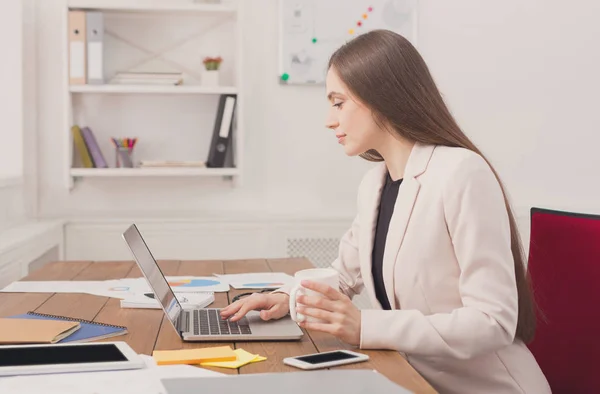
[
  {"xmin": 229, "ymin": 294, "xmax": 269, "ymax": 321},
  {"xmin": 220, "ymin": 300, "xmax": 243, "ymax": 318}
]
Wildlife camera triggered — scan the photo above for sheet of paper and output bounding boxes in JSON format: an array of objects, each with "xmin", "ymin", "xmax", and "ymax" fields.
[
  {"xmin": 0, "ymin": 281, "xmax": 125, "ymax": 295},
  {"xmin": 120, "ymin": 292, "xmax": 214, "ymax": 310},
  {"xmin": 0, "ymin": 355, "xmax": 223, "ymax": 394},
  {"xmin": 0, "ymin": 277, "xmax": 228, "ymax": 298},
  {"xmin": 200, "ymin": 348, "xmax": 267, "ymax": 369},
  {"xmin": 163, "ymin": 276, "xmax": 230, "ymax": 292},
  {"xmin": 84, "ymin": 278, "xmax": 151, "ymax": 299},
  {"xmin": 215, "ymin": 272, "xmax": 294, "ymax": 289},
  {"xmin": 0, "ymin": 279, "xmax": 151, "ymax": 299}
]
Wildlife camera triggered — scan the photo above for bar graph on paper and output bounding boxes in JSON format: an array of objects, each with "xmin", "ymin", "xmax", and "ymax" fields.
[{"xmin": 279, "ymin": 0, "xmax": 417, "ymax": 85}]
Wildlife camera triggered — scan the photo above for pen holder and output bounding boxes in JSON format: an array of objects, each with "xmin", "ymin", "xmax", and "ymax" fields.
[{"xmin": 115, "ymin": 147, "xmax": 134, "ymax": 168}]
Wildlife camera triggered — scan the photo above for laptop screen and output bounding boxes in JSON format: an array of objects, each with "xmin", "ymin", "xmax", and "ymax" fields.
[{"xmin": 122, "ymin": 224, "xmax": 182, "ymax": 328}]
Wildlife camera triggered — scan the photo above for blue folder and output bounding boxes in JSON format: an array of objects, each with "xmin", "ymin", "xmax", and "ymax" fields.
[{"xmin": 8, "ymin": 311, "xmax": 127, "ymax": 343}]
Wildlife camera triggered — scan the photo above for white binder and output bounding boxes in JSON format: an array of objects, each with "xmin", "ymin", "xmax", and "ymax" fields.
[
  {"xmin": 68, "ymin": 10, "xmax": 86, "ymax": 85},
  {"xmin": 85, "ymin": 11, "xmax": 104, "ymax": 84}
]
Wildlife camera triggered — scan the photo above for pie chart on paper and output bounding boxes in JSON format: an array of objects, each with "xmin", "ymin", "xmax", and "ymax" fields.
[{"xmin": 168, "ymin": 279, "xmax": 222, "ymax": 288}]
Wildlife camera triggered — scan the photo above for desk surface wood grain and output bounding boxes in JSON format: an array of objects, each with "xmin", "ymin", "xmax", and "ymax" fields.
[{"xmin": 0, "ymin": 259, "xmax": 436, "ymax": 394}]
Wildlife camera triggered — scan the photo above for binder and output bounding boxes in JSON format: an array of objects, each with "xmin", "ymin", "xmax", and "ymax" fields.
[
  {"xmin": 68, "ymin": 10, "xmax": 87, "ymax": 85},
  {"xmin": 80, "ymin": 127, "xmax": 107, "ymax": 168},
  {"xmin": 71, "ymin": 125, "xmax": 94, "ymax": 168},
  {"xmin": 207, "ymin": 94, "xmax": 236, "ymax": 168},
  {"xmin": 86, "ymin": 11, "xmax": 104, "ymax": 84},
  {"xmin": 8, "ymin": 311, "xmax": 128, "ymax": 343}
]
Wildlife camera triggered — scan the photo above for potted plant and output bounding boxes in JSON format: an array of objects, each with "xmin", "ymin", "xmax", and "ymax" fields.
[{"xmin": 202, "ymin": 56, "xmax": 222, "ymax": 86}]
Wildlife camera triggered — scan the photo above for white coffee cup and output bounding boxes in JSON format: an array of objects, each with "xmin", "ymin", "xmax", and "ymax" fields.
[{"xmin": 289, "ymin": 268, "xmax": 339, "ymax": 323}]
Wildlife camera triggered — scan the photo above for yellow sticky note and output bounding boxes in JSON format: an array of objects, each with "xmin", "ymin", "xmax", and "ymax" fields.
[
  {"xmin": 153, "ymin": 346, "xmax": 236, "ymax": 366},
  {"xmin": 200, "ymin": 348, "xmax": 267, "ymax": 369}
]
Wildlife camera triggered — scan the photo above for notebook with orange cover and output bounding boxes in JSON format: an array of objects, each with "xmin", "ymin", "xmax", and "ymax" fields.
[
  {"xmin": 152, "ymin": 346, "xmax": 236, "ymax": 365},
  {"xmin": 0, "ymin": 318, "xmax": 80, "ymax": 344}
]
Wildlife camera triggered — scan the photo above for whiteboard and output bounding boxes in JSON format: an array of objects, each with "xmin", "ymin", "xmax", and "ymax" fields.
[{"xmin": 278, "ymin": 0, "xmax": 417, "ymax": 85}]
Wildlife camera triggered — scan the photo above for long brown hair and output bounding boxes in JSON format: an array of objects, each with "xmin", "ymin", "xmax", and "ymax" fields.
[{"xmin": 329, "ymin": 29, "xmax": 536, "ymax": 343}]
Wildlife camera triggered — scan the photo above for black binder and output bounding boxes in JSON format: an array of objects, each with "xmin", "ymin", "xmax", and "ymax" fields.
[{"xmin": 207, "ymin": 94, "xmax": 237, "ymax": 168}]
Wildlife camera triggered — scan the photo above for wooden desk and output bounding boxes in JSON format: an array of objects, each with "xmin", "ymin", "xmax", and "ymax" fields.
[{"xmin": 0, "ymin": 258, "xmax": 436, "ymax": 394}]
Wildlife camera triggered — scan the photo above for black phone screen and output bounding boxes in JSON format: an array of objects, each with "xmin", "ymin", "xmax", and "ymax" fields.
[{"xmin": 295, "ymin": 351, "xmax": 359, "ymax": 364}]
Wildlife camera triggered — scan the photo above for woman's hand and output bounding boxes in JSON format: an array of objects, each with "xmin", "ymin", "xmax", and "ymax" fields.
[
  {"xmin": 296, "ymin": 280, "xmax": 361, "ymax": 346},
  {"xmin": 220, "ymin": 292, "xmax": 290, "ymax": 322}
]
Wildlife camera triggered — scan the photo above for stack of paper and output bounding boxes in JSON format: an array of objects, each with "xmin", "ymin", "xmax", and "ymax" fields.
[
  {"xmin": 120, "ymin": 292, "xmax": 214, "ymax": 310},
  {"xmin": 200, "ymin": 348, "xmax": 266, "ymax": 369},
  {"xmin": 139, "ymin": 160, "xmax": 206, "ymax": 168},
  {"xmin": 110, "ymin": 71, "xmax": 183, "ymax": 85}
]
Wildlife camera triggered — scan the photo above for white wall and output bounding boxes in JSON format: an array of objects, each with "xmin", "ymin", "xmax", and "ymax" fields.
[
  {"xmin": 32, "ymin": 0, "xmax": 600, "ymax": 258},
  {"xmin": 0, "ymin": 185, "xmax": 27, "ymax": 233},
  {"xmin": 0, "ymin": 0, "xmax": 37, "ymax": 232},
  {"xmin": 418, "ymin": 0, "xmax": 600, "ymax": 215},
  {"xmin": 0, "ymin": 0, "xmax": 23, "ymax": 182}
]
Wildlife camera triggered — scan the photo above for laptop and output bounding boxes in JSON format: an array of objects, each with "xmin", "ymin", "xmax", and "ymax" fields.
[
  {"xmin": 161, "ymin": 370, "xmax": 412, "ymax": 394},
  {"xmin": 121, "ymin": 224, "xmax": 304, "ymax": 342}
]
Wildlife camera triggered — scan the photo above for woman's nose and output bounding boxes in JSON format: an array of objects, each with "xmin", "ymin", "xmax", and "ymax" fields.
[{"xmin": 325, "ymin": 117, "xmax": 339, "ymax": 130}]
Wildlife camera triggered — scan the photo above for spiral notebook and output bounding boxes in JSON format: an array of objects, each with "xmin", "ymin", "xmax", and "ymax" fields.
[{"xmin": 7, "ymin": 311, "xmax": 128, "ymax": 343}]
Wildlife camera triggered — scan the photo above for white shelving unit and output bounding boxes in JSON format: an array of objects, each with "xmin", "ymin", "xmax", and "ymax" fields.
[
  {"xmin": 69, "ymin": 85, "xmax": 238, "ymax": 95},
  {"xmin": 63, "ymin": 0, "xmax": 244, "ymax": 189},
  {"xmin": 68, "ymin": 3, "xmax": 238, "ymax": 14}
]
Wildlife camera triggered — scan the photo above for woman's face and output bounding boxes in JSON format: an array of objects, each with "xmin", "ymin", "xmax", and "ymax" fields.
[{"xmin": 325, "ymin": 68, "xmax": 385, "ymax": 156}]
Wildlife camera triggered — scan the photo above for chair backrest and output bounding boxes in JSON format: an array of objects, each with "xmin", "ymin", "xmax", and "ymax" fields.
[{"xmin": 527, "ymin": 207, "xmax": 600, "ymax": 394}]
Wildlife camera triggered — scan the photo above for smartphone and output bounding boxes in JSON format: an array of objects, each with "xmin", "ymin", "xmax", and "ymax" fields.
[{"xmin": 283, "ymin": 349, "xmax": 369, "ymax": 370}]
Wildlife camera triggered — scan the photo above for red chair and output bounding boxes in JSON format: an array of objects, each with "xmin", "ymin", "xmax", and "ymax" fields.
[{"xmin": 527, "ymin": 207, "xmax": 600, "ymax": 394}]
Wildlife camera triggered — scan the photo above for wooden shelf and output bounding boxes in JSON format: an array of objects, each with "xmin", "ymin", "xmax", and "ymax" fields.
[
  {"xmin": 70, "ymin": 168, "xmax": 239, "ymax": 177},
  {"xmin": 70, "ymin": 84, "xmax": 238, "ymax": 95},
  {"xmin": 67, "ymin": 2, "xmax": 237, "ymax": 14}
]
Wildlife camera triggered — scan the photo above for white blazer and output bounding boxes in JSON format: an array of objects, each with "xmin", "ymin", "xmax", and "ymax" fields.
[{"xmin": 332, "ymin": 143, "xmax": 550, "ymax": 394}]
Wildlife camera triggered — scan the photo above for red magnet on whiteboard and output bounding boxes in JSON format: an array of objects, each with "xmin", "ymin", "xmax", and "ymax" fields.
[{"xmin": 357, "ymin": 21, "xmax": 362, "ymax": 27}]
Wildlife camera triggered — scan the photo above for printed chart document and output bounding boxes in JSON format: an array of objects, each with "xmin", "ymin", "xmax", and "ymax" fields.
[
  {"xmin": 163, "ymin": 276, "xmax": 229, "ymax": 292},
  {"xmin": 0, "ymin": 279, "xmax": 150, "ymax": 298},
  {"xmin": 120, "ymin": 292, "xmax": 215, "ymax": 310},
  {"xmin": 1, "ymin": 276, "xmax": 230, "ymax": 298},
  {"xmin": 215, "ymin": 272, "xmax": 294, "ymax": 289}
]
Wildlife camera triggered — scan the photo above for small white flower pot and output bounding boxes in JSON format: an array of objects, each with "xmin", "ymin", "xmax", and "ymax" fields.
[{"xmin": 202, "ymin": 70, "xmax": 220, "ymax": 87}]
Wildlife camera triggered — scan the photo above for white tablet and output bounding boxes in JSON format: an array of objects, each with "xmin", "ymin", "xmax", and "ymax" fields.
[{"xmin": 0, "ymin": 341, "xmax": 146, "ymax": 376}]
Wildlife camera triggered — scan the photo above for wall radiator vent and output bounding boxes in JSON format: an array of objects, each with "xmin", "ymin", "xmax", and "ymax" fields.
[{"xmin": 286, "ymin": 237, "xmax": 371, "ymax": 309}]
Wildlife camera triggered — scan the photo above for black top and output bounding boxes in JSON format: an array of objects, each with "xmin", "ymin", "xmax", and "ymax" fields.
[{"xmin": 371, "ymin": 172, "xmax": 403, "ymax": 310}]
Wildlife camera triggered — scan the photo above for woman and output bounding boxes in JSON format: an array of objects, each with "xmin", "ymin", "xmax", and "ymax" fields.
[{"xmin": 221, "ymin": 30, "xmax": 550, "ymax": 393}]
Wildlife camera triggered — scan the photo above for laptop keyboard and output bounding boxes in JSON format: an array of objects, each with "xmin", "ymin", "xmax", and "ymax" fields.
[{"xmin": 187, "ymin": 309, "xmax": 252, "ymax": 336}]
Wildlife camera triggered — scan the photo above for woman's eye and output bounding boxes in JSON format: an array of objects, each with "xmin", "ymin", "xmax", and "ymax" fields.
[{"xmin": 333, "ymin": 102, "xmax": 343, "ymax": 108}]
